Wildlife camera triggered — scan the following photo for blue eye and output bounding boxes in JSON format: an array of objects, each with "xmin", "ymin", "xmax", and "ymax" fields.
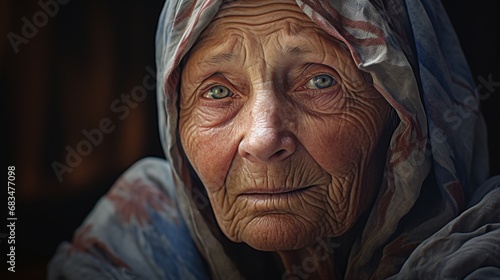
[
  {"xmin": 208, "ymin": 85, "xmax": 232, "ymax": 99},
  {"xmin": 306, "ymin": 74, "xmax": 336, "ymax": 89}
]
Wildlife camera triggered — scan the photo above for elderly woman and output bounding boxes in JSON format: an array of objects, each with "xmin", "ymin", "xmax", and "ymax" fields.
[{"xmin": 49, "ymin": 0, "xmax": 500, "ymax": 279}]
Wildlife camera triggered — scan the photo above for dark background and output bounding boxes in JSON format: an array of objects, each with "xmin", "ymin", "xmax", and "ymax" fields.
[{"xmin": 2, "ymin": 0, "xmax": 499, "ymax": 279}]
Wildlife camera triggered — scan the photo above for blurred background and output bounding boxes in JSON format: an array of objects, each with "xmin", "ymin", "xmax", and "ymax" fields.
[{"xmin": 2, "ymin": 0, "xmax": 499, "ymax": 279}]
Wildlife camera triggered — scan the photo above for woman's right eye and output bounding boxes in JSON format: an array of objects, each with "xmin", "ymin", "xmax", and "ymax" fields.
[{"xmin": 206, "ymin": 85, "xmax": 233, "ymax": 99}]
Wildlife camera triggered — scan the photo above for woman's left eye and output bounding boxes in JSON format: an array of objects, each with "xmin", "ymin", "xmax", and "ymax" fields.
[
  {"xmin": 207, "ymin": 85, "xmax": 233, "ymax": 99},
  {"xmin": 305, "ymin": 74, "xmax": 336, "ymax": 89}
]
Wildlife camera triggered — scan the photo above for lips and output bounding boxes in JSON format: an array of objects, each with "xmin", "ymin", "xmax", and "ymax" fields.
[
  {"xmin": 240, "ymin": 185, "xmax": 314, "ymax": 196},
  {"xmin": 235, "ymin": 185, "xmax": 319, "ymax": 213}
]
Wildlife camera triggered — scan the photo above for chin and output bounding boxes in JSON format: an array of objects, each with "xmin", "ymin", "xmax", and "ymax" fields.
[{"xmin": 235, "ymin": 213, "xmax": 322, "ymax": 251}]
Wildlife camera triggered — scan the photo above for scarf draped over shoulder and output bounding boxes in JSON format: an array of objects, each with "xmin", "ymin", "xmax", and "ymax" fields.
[{"xmin": 48, "ymin": 1, "xmax": 500, "ymax": 279}]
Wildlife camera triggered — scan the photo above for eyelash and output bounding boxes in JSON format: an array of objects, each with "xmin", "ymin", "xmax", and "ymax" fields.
[
  {"xmin": 294, "ymin": 72, "xmax": 338, "ymax": 92},
  {"xmin": 199, "ymin": 82, "xmax": 229, "ymax": 98},
  {"xmin": 197, "ymin": 70, "xmax": 339, "ymax": 100}
]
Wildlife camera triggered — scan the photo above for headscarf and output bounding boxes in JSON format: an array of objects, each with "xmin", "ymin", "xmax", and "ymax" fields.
[
  {"xmin": 48, "ymin": 0, "xmax": 499, "ymax": 279},
  {"xmin": 155, "ymin": 0, "xmax": 490, "ymax": 279}
]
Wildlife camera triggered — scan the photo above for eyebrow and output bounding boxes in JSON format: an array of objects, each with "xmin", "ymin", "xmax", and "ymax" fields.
[
  {"xmin": 285, "ymin": 46, "xmax": 312, "ymax": 56},
  {"xmin": 196, "ymin": 46, "xmax": 313, "ymax": 67},
  {"xmin": 198, "ymin": 53, "xmax": 237, "ymax": 66}
]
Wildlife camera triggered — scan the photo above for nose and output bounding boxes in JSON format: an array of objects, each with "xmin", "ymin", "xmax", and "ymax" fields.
[{"xmin": 238, "ymin": 92, "xmax": 296, "ymax": 163}]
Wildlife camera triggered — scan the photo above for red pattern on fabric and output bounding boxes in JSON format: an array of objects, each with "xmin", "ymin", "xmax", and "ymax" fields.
[
  {"xmin": 107, "ymin": 178, "xmax": 179, "ymax": 226},
  {"xmin": 301, "ymin": 0, "xmax": 385, "ymax": 47},
  {"xmin": 173, "ymin": 1, "xmax": 197, "ymax": 27},
  {"xmin": 69, "ymin": 224, "xmax": 130, "ymax": 268}
]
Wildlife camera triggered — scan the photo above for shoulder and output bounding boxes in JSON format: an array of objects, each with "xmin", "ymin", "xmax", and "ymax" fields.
[
  {"xmin": 48, "ymin": 157, "xmax": 209, "ymax": 280},
  {"xmin": 394, "ymin": 176, "xmax": 500, "ymax": 279}
]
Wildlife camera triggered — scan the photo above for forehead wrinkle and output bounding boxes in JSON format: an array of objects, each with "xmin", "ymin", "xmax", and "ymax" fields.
[
  {"xmin": 212, "ymin": 0, "xmax": 318, "ymax": 36},
  {"xmin": 215, "ymin": 1, "xmax": 305, "ymax": 22},
  {"xmin": 194, "ymin": 33, "xmax": 244, "ymax": 67},
  {"xmin": 196, "ymin": 2, "xmax": 325, "ymax": 65}
]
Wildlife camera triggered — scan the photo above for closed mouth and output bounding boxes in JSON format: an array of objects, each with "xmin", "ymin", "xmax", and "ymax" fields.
[{"xmin": 240, "ymin": 185, "xmax": 315, "ymax": 196}]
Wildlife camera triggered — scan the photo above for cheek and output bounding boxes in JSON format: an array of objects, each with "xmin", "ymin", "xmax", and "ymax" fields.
[
  {"xmin": 300, "ymin": 99, "xmax": 388, "ymax": 177},
  {"xmin": 301, "ymin": 117, "xmax": 363, "ymax": 177},
  {"xmin": 295, "ymin": 84, "xmax": 385, "ymax": 176},
  {"xmin": 179, "ymin": 117, "xmax": 238, "ymax": 191}
]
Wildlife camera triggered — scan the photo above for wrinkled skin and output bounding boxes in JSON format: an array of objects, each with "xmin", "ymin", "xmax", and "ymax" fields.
[{"xmin": 179, "ymin": 0, "xmax": 393, "ymax": 275}]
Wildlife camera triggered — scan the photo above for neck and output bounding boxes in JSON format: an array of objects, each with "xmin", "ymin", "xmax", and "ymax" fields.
[{"xmin": 277, "ymin": 237, "xmax": 340, "ymax": 280}]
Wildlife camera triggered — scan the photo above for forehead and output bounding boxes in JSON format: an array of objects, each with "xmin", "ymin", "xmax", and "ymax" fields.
[
  {"xmin": 201, "ymin": 0, "xmax": 320, "ymax": 41},
  {"xmin": 214, "ymin": 0, "xmax": 305, "ymax": 21},
  {"xmin": 186, "ymin": 1, "xmax": 348, "ymax": 66}
]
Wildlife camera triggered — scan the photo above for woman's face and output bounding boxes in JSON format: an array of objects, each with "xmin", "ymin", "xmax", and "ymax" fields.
[{"xmin": 179, "ymin": 0, "xmax": 392, "ymax": 251}]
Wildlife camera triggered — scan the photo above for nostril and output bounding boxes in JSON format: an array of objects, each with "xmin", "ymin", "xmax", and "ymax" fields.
[
  {"xmin": 265, "ymin": 149, "xmax": 291, "ymax": 162},
  {"xmin": 268, "ymin": 140, "xmax": 295, "ymax": 161},
  {"xmin": 239, "ymin": 135, "xmax": 296, "ymax": 163},
  {"xmin": 272, "ymin": 149, "xmax": 287, "ymax": 159},
  {"xmin": 238, "ymin": 106, "xmax": 297, "ymax": 162}
]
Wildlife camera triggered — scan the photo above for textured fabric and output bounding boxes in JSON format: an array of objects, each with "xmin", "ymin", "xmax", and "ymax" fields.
[
  {"xmin": 389, "ymin": 176, "xmax": 500, "ymax": 280},
  {"xmin": 48, "ymin": 0, "xmax": 499, "ymax": 279},
  {"xmin": 48, "ymin": 158, "xmax": 210, "ymax": 280}
]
